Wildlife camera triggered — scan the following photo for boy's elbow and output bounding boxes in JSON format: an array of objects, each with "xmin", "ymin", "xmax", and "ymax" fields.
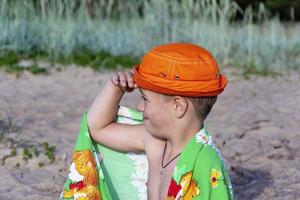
[
  {"xmin": 86, "ymin": 110, "xmax": 114, "ymax": 134},
  {"xmin": 86, "ymin": 114, "xmax": 110, "ymax": 143},
  {"xmin": 87, "ymin": 121, "xmax": 104, "ymax": 143},
  {"xmin": 86, "ymin": 113, "xmax": 100, "ymax": 140},
  {"xmin": 87, "ymin": 125, "xmax": 96, "ymax": 140}
]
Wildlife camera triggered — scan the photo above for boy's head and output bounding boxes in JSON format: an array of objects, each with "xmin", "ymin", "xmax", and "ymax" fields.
[{"xmin": 133, "ymin": 43, "xmax": 227, "ymax": 138}]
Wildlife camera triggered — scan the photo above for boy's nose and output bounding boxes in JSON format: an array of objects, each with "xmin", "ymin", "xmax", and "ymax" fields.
[{"xmin": 136, "ymin": 100, "xmax": 145, "ymax": 112}]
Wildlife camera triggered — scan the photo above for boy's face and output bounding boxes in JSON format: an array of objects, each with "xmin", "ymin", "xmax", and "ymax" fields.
[{"xmin": 137, "ymin": 88, "xmax": 173, "ymax": 139}]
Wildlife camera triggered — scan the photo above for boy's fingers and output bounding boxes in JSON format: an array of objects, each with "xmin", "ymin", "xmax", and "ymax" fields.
[
  {"xmin": 117, "ymin": 72, "xmax": 128, "ymax": 88},
  {"xmin": 111, "ymin": 75, "xmax": 119, "ymax": 86},
  {"xmin": 125, "ymin": 71, "xmax": 134, "ymax": 88},
  {"xmin": 114, "ymin": 71, "xmax": 136, "ymax": 91}
]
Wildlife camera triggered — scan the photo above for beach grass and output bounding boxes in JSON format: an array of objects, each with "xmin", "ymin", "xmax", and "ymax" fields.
[{"xmin": 0, "ymin": 0, "xmax": 299, "ymax": 75}]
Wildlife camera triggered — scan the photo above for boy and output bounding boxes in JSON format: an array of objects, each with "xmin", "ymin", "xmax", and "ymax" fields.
[{"xmin": 87, "ymin": 43, "xmax": 233, "ymax": 199}]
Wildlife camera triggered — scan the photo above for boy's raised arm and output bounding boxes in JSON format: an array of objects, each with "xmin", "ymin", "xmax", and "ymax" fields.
[
  {"xmin": 86, "ymin": 71, "xmax": 146, "ymax": 152},
  {"xmin": 87, "ymin": 78, "xmax": 124, "ymax": 131}
]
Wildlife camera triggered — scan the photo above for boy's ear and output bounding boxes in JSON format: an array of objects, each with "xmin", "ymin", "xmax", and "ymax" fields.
[{"xmin": 172, "ymin": 96, "xmax": 188, "ymax": 118}]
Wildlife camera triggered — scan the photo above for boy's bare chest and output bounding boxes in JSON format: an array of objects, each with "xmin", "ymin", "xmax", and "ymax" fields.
[{"xmin": 147, "ymin": 157, "xmax": 179, "ymax": 199}]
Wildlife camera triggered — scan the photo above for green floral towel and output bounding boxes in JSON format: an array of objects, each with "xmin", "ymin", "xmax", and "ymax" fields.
[{"xmin": 60, "ymin": 106, "xmax": 147, "ymax": 200}]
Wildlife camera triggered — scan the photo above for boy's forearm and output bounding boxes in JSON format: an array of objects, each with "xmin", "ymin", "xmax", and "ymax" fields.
[{"xmin": 87, "ymin": 80, "xmax": 124, "ymax": 132}]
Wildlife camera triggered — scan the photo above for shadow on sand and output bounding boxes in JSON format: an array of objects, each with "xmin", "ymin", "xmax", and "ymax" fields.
[{"xmin": 230, "ymin": 165, "xmax": 273, "ymax": 200}]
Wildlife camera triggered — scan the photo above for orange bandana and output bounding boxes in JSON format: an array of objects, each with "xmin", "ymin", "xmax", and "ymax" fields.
[{"xmin": 133, "ymin": 43, "xmax": 228, "ymax": 97}]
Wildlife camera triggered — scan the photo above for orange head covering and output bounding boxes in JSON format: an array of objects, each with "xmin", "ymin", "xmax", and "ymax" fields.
[{"xmin": 133, "ymin": 43, "xmax": 228, "ymax": 97}]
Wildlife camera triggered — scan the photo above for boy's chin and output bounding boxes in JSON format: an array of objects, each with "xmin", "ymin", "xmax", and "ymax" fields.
[
  {"xmin": 146, "ymin": 127, "xmax": 167, "ymax": 140},
  {"xmin": 144, "ymin": 120, "xmax": 167, "ymax": 140},
  {"xmin": 150, "ymin": 133, "xmax": 166, "ymax": 140}
]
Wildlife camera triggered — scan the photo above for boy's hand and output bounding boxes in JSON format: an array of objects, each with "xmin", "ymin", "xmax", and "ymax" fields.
[{"xmin": 110, "ymin": 71, "xmax": 138, "ymax": 93}]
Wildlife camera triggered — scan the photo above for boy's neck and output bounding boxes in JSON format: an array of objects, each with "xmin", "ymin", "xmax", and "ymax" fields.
[{"xmin": 164, "ymin": 120, "xmax": 204, "ymax": 158}]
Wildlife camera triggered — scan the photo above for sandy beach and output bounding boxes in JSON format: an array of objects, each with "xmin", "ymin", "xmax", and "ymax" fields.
[{"xmin": 0, "ymin": 66, "xmax": 299, "ymax": 200}]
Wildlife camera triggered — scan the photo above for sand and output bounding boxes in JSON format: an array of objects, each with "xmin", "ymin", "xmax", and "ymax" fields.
[{"xmin": 0, "ymin": 66, "xmax": 299, "ymax": 200}]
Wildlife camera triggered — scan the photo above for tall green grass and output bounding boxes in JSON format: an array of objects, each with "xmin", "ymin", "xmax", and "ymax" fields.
[{"xmin": 0, "ymin": 0, "xmax": 299, "ymax": 73}]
